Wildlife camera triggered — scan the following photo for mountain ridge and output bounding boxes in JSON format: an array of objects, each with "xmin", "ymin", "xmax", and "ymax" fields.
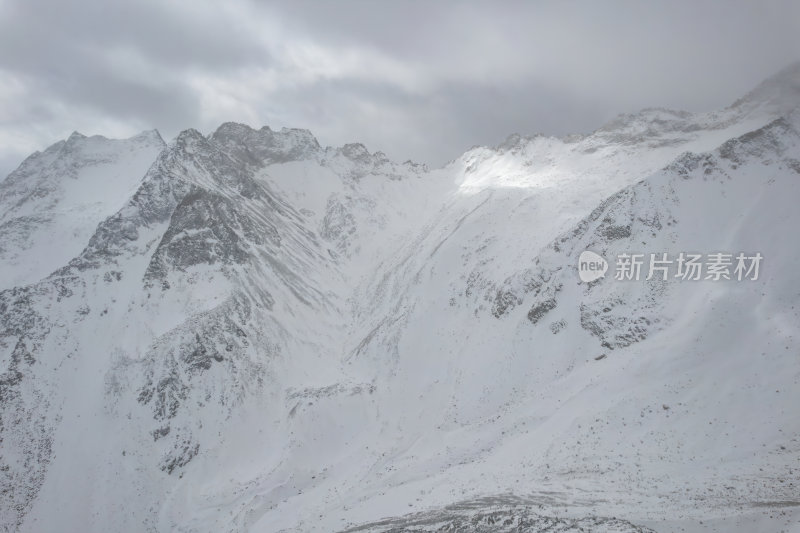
[{"xmin": 0, "ymin": 66, "xmax": 799, "ymax": 533}]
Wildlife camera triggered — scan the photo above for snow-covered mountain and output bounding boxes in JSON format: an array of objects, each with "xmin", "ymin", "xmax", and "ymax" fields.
[
  {"xmin": 0, "ymin": 131, "xmax": 165, "ymax": 290},
  {"xmin": 1, "ymin": 64, "xmax": 799, "ymax": 533}
]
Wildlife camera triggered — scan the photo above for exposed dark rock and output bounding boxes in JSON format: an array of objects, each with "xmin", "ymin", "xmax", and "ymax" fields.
[{"xmin": 527, "ymin": 297, "xmax": 557, "ymax": 325}]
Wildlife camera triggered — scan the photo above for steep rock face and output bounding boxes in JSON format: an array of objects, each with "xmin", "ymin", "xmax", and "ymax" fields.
[
  {"xmin": 210, "ymin": 122, "xmax": 322, "ymax": 167},
  {"xmin": 0, "ymin": 283, "xmax": 60, "ymax": 531},
  {"xmin": 337, "ymin": 500, "xmax": 655, "ymax": 533}
]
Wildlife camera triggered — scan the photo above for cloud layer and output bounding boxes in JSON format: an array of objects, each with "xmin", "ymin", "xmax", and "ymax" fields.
[{"xmin": 1, "ymin": 0, "xmax": 799, "ymax": 175}]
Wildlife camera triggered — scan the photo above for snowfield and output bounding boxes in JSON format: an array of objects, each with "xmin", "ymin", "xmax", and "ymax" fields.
[{"xmin": 1, "ymin": 64, "xmax": 799, "ymax": 533}]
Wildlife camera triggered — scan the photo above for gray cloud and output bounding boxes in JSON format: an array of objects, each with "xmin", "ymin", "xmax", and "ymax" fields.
[{"xmin": 1, "ymin": 0, "xmax": 799, "ymax": 176}]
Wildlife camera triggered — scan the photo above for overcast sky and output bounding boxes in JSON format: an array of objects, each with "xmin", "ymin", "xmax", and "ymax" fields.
[{"xmin": 1, "ymin": 0, "xmax": 799, "ymax": 176}]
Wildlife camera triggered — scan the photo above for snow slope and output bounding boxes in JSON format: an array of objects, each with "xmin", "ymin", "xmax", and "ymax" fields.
[{"xmin": 1, "ymin": 64, "xmax": 799, "ymax": 533}]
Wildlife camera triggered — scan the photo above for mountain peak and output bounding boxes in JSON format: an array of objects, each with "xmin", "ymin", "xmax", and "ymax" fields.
[
  {"xmin": 176, "ymin": 127, "xmax": 205, "ymax": 141},
  {"xmin": 731, "ymin": 60, "xmax": 800, "ymax": 114},
  {"xmin": 340, "ymin": 142, "xmax": 371, "ymax": 160},
  {"xmin": 213, "ymin": 121, "xmax": 257, "ymax": 138},
  {"xmin": 210, "ymin": 121, "xmax": 321, "ymax": 166},
  {"xmin": 174, "ymin": 128, "xmax": 208, "ymax": 148},
  {"xmin": 66, "ymin": 130, "xmax": 86, "ymax": 142}
]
